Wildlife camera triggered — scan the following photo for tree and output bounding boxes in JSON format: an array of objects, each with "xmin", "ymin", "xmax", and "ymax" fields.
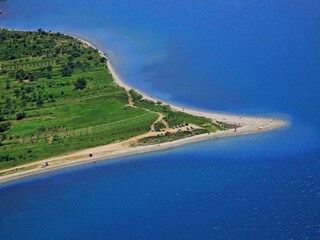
[
  {"xmin": 14, "ymin": 89, "xmax": 20, "ymax": 97},
  {"xmin": 74, "ymin": 77, "xmax": 87, "ymax": 90},
  {"xmin": 36, "ymin": 98, "xmax": 44, "ymax": 107},
  {"xmin": 71, "ymin": 51, "xmax": 81, "ymax": 58},
  {"xmin": 15, "ymin": 69, "xmax": 26, "ymax": 81},
  {"xmin": 61, "ymin": 64, "xmax": 72, "ymax": 77},
  {"xmin": 5, "ymin": 79, "xmax": 10, "ymax": 89},
  {"xmin": 0, "ymin": 122, "xmax": 11, "ymax": 133},
  {"xmin": 37, "ymin": 28, "xmax": 46, "ymax": 35},
  {"xmin": 16, "ymin": 112, "xmax": 26, "ymax": 120},
  {"xmin": 29, "ymin": 73, "xmax": 36, "ymax": 81}
]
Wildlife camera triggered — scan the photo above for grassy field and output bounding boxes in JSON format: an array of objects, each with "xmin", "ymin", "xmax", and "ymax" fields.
[
  {"xmin": 0, "ymin": 29, "xmax": 224, "ymax": 170},
  {"xmin": 129, "ymin": 90, "xmax": 224, "ymax": 132}
]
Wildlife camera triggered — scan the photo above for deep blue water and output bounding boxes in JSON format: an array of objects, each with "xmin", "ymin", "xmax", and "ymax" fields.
[{"xmin": 1, "ymin": 0, "xmax": 320, "ymax": 239}]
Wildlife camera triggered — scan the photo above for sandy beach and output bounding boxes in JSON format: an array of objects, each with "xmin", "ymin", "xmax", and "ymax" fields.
[{"xmin": 0, "ymin": 32, "xmax": 288, "ymax": 184}]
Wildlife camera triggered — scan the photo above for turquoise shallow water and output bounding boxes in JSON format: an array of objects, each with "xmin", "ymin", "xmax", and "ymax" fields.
[{"xmin": 1, "ymin": 0, "xmax": 320, "ymax": 239}]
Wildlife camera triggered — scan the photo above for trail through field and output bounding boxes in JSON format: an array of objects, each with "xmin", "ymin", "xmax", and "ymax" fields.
[{"xmin": 127, "ymin": 92, "xmax": 170, "ymax": 131}]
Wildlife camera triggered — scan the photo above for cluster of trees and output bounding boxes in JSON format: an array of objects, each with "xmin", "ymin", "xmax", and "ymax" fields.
[
  {"xmin": 8, "ymin": 65, "xmax": 53, "ymax": 81},
  {"xmin": 0, "ymin": 29, "xmax": 55, "ymax": 60},
  {"xmin": 9, "ymin": 69, "xmax": 37, "ymax": 81},
  {"xmin": 61, "ymin": 62, "xmax": 74, "ymax": 77},
  {"xmin": 0, "ymin": 29, "xmax": 88, "ymax": 62},
  {"xmin": 61, "ymin": 61, "xmax": 93, "ymax": 77},
  {"xmin": 0, "ymin": 83, "xmax": 56, "ymax": 119},
  {"xmin": 3, "ymin": 57, "xmax": 93, "ymax": 84},
  {"xmin": 0, "ymin": 155, "xmax": 16, "ymax": 163}
]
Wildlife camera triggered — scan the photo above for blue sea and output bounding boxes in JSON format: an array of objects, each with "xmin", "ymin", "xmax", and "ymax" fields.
[{"xmin": 1, "ymin": 0, "xmax": 320, "ymax": 239}]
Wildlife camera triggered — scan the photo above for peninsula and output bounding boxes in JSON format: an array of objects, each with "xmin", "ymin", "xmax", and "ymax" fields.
[{"xmin": 0, "ymin": 29, "xmax": 286, "ymax": 183}]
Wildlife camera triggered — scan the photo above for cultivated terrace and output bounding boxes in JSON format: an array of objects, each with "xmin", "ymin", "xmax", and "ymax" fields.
[{"xmin": 0, "ymin": 29, "xmax": 223, "ymax": 170}]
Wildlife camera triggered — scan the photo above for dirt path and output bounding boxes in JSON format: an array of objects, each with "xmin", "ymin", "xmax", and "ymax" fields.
[
  {"xmin": 127, "ymin": 92, "xmax": 135, "ymax": 108},
  {"xmin": 150, "ymin": 113, "xmax": 170, "ymax": 131},
  {"xmin": 127, "ymin": 92, "xmax": 170, "ymax": 131}
]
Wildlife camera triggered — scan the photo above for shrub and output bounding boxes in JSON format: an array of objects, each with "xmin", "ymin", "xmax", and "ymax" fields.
[
  {"xmin": 154, "ymin": 121, "xmax": 166, "ymax": 131},
  {"xmin": 61, "ymin": 64, "xmax": 72, "ymax": 77},
  {"xmin": 74, "ymin": 77, "xmax": 87, "ymax": 90},
  {"xmin": 0, "ymin": 122, "xmax": 11, "ymax": 133},
  {"xmin": 16, "ymin": 112, "xmax": 26, "ymax": 120}
]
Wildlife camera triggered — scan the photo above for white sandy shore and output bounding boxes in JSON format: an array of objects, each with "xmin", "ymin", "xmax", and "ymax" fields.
[{"xmin": 0, "ymin": 31, "xmax": 288, "ymax": 184}]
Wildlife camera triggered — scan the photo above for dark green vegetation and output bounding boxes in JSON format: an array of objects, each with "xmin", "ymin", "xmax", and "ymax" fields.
[
  {"xmin": 0, "ymin": 29, "xmax": 224, "ymax": 170},
  {"xmin": 137, "ymin": 129, "xmax": 209, "ymax": 146},
  {"xmin": 0, "ymin": 29, "xmax": 158, "ymax": 169},
  {"xmin": 129, "ymin": 90, "xmax": 224, "ymax": 132},
  {"xmin": 154, "ymin": 121, "xmax": 166, "ymax": 131}
]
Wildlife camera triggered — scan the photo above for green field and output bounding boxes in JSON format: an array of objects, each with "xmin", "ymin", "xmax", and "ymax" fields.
[
  {"xmin": 0, "ymin": 29, "xmax": 223, "ymax": 170},
  {"xmin": 129, "ymin": 90, "xmax": 224, "ymax": 132}
]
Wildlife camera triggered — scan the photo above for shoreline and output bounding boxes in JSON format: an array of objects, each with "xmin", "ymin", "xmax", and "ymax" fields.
[
  {"xmin": 0, "ymin": 29, "xmax": 288, "ymax": 184},
  {"xmin": 69, "ymin": 32, "xmax": 287, "ymax": 127},
  {"xmin": 0, "ymin": 121, "xmax": 287, "ymax": 184}
]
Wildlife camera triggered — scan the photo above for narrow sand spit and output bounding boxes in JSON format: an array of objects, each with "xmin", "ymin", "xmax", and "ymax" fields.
[{"xmin": 0, "ymin": 32, "xmax": 287, "ymax": 184}]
